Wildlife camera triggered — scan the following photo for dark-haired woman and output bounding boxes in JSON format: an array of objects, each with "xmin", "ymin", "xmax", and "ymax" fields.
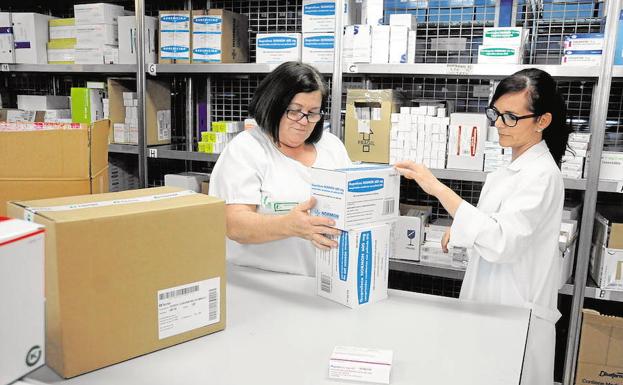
[
  {"xmin": 209, "ymin": 61, "xmax": 351, "ymax": 276},
  {"xmin": 395, "ymin": 68, "xmax": 570, "ymax": 384}
]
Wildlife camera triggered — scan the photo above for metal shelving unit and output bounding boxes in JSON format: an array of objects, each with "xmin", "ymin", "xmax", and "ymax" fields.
[
  {"xmin": 148, "ymin": 63, "xmax": 333, "ymax": 75},
  {"xmin": 2, "ymin": 64, "xmax": 137, "ymax": 73},
  {"xmin": 145, "ymin": 147, "xmax": 219, "ymax": 162},
  {"xmin": 108, "ymin": 144, "xmax": 140, "ymax": 155}
]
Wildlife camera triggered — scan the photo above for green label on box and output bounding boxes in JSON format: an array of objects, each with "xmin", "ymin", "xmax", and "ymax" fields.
[
  {"xmin": 480, "ymin": 48, "xmax": 516, "ymax": 57},
  {"xmin": 485, "ymin": 30, "xmax": 520, "ymax": 39}
]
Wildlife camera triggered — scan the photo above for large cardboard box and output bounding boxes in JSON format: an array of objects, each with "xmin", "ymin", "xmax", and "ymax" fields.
[
  {"xmin": 311, "ymin": 164, "xmax": 400, "ymax": 230},
  {"xmin": 316, "ymin": 223, "xmax": 391, "ymax": 308},
  {"xmin": 345, "ymin": 89, "xmax": 400, "ymax": 164},
  {"xmin": 576, "ymin": 309, "xmax": 623, "ymax": 385},
  {"xmin": 0, "ymin": 120, "xmax": 109, "ymax": 217},
  {"xmin": 7, "ymin": 187, "xmax": 226, "ymax": 378},
  {"xmin": 0, "ymin": 218, "xmax": 45, "ymax": 385},
  {"xmin": 107, "ymin": 78, "xmax": 171, "ymax": 145},
  {"xmin": 591, "ymin": 210, "xmax": 623, "ymax": 291},
  {"xmin": 191, "ymin": 9, "xmax": 248, "ymax": 63},
  {"xmin": 118, "ymin": 15, "xmax": 158, "ymax": 64}
]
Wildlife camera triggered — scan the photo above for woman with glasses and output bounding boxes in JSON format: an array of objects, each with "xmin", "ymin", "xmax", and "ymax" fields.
[
  {"xmin": 209, "ymin": 61, "xmax": 351, "ymax": 276},
  {"xmin": 395, "ymin": 68, "xmax": 571, "ymax": 385}
]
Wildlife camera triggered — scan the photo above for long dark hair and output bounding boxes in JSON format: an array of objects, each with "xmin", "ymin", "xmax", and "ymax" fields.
[
  {"xmin": 249, "ymin": 61, "xmax": 328, "ymax": 145},
  {"xmin": 491, "ymin": 68, "xmax": 571, "ymax": 165}
]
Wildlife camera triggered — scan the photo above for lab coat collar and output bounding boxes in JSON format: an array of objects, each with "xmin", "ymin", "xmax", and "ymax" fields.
[{"xmin": 507, "ymin": 140, "xmax": 550, "ymax": 172}]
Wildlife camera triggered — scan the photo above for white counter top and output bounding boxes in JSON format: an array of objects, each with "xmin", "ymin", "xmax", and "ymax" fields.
[{"xmin": 25, "ymin": 264, "xmax": 530, "ymax": 385}]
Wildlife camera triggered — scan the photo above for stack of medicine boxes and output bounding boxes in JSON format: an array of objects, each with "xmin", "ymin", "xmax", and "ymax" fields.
[
  {"xmin": 198, "ymin": 121, "xmax": 243, "ymax": 154},
  {"xmin": 563, "ymin": 132, "xmax": 591, "ymax": 179},
  {"xmin": 74, "ymin": 3, "xmax": 129, "ymax": 64},
  {"xmin": 343, "ymin": 0, "xmax": 383, "ymax": 64},
  {"xmin": 47, "ymin": 18, "xmax": 76, "ymax": 64},
  {"xmin": 389, "ymin": 103, "xmax": 450, "ymax": 167},
  {"xmin": 561, "ymin": 33, "xmax": 604, "ymax": 66},
  {"xmin": 301, "ymin": 0, "xmax": 337, "ymax": 65},
  {"xmin": 311, "ymin": 164, "xmax": 400, "ymax": 308},
  {"xmin": 484, "ymin": 127, "xmax": 512, "ymax": 173},
  {"xmin": 478, "ymin": 27, "xmax": 527, "ymax": 64}
]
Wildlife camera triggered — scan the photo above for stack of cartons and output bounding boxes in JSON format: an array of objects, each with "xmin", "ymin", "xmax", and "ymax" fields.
[
  {"xmin": 47, "ymin": 18, "xmax": 76, "ymax": 64},
  {"xmin": 13, "ymin": 13, "xmax": 54, "ymax": 64},
  {"xmin": 388, "ymin": 13, "xmax": 417, "ymax": 64},
  {"xmin": 311, "ymin": 164, "xmax": 400, "ymax": 308},
  {"xmin": 74, "ymin": 3, "xmax": 129, "ymax": 64},
  {"xmin": 191, "ymin": 9, "xmax": 248, "ymax": 64},
  {"xmin": 478, "ymin": 27, "xmax": 527, "ymax": 64},
  {"xmin": 301, "ymin": 0, "xmax": 339, "ymax": 64},
  {"xmin": 563, "ymin": 132, "xmax": 590, "ymax": 179},
  {"xmin": 118, "ymin": 15, "xmax": 158, "ymax": 64}
]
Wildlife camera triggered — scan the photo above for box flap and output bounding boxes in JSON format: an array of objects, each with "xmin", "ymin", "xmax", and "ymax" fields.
[
  {"xmin": 11, "ymin": 187, "xmax": 224, "ymax": 223},
  {"xmin": 90, "ymin": 120, "xmax": 110, "ymax": 176},
  {"xmin": 0, "ymin": 129, "xmax": 90, "ymax": 179}
]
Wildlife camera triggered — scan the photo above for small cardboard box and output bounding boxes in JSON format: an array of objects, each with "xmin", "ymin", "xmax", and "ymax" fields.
[
  {"xmin": 311, "ymin": 164, "xmax": 400, "ymax": 230},
  {"xmin": 0, "ymin": 120, "xmax": 109, "ymax": 216},
  {"xmin": 255, "ymin": 33, "xmax": 301, "ymax": 63},
  {"xmin": 118, "ymin": 15, "xmax": 158, "ymax": 64},
  {"xmin": 159, "ymin": 10, "xmax": 191, "ymax": 64},
  {"xmin": 316, "ymin": 223, "xmax": 391, "ymax": 308},
  {"xmin": 393, "ymin": 215, "xmax": 424, "ymax": 262},
  {"xmin": 591, "ymin": 211, "xmax": 623, "ymax": 291},
  {"xmin": 344, "ymin": 89, "xmax": 400, "ymax": 164},
  {"xmin": 302, "ymin": 32, "xmax": 334, "ymax": 64},
  {"xmin": 7, "ymin": 187, "xmax": 226, "ymax": 378},
  {"xmin": 191, "ymin": 9, "xmax": 249, "ymax": 63},
  {"xmin": 165, "ymin": 172, "xmax": 211, "ymax": 192},
  {"xmin": 13, "ymin": 13, "xmax": 54, "ymax": 64},
  {"xmin": 107, "ymin": 78, "xmax": 171, "ymax": 145},
  {"xmin": 576, "ymin": 309, "xmax": 623, "ymax": 385},
  {"xmin": 0, "ymin": 218, "xmax": 45, "ymax": 385}
]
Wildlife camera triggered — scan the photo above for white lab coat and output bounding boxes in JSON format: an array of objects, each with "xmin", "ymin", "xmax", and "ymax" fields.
[{"xmin": 450, "ymin": 140, "xmax": 564, "ymax": 385}]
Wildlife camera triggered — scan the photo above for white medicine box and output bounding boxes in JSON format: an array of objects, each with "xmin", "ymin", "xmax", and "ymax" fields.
[
  {"xmin": 0, "ymin": 218, "xmax": 45, "ymax": 385},
  {"xmin": 255, "ymin": 33, "xmax": 301, "ymax": 63},
  {"xmin": 393, "ymin": 215, "xmax": 424, "ymax": 262},
  {"xmin": 446, "ymin": 113, "xmax": 488, "ymax": 171},
  {"xmin": 302, "ymin": 33, "xmax": 334, "ymax": 64},
  {"xmin": 12, "ymin": 12, "xmax": 54, "ymax": 64},
  {"xmin": 311, "ymin": 164, "xmax": 400, "ymax": 231},
  {"xmin": 118, "ymin": 15, "xmax": 158, "ymax": 64},
  {"xmin": 316, "ymin": 223, "xmax": 391, "ymax": 308}
]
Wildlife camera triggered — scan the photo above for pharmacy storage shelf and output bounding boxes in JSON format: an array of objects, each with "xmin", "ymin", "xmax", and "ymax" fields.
[
  {"xmin": 389, "ymin": 259, "xmax": 466, "ymax": 280},
  {"xmin": 344, "ymin": 63, "xmax": 601, "ymax": 79},
  {"xmin": 147, "ymin": 63, "xmax": 334, "ymax": 75},
  {"xmin": 145, "ymin": 148, "xmax": 219, "ymax": 162},
  {"xmin": 109, "ymin": 144, "xmax": 139, "ymax": 155},
  {"xmin": 3, "ymin": 64, "xmax": 137, "ymax": 73},
  {"xmin": 583, "ymin": 283, "xmax": 623, "ymax": 302}
]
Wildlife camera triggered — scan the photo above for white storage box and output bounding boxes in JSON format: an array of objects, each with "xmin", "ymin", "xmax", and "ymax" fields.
[
  {"xmin": 255, "ymin": 33, "xmax": 301, "ymax": 63},
  {"xmin": 17, "ymin": 95, "xmax": 70, "ymax": 110},
  {"xmin": 0, "ymin": 12, "xmax": 15, "ymax": 63},
  {"xmin": 13, "ymin": 13, "xmax": 54, "ymax": 64},
  {"xmin": 446, "ymin": 113, "xmax": 488, "ymax": 171},
  {"xmin": 74, "ymin": 3, "xmax": 127, "ymax": 25},
  {"xmin": 302, "ymin": 33, "xmax": 334, "ymax": 64},
  {"xmin": 118, "ymin": 15, "xmax": 158, "ymax": 64}
]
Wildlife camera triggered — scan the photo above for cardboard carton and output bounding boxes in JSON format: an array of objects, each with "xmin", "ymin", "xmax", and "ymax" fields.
[
  {"xmin": 7, "ymin": 186, "xmax": 226, "ymax": 378},
  {"xmin": 159, "ymin": 10, "xmax": 191, "ymax": 64},
  {"xmin": 576, "ymin": 309, "xmax": 623, "ymax": 385},
  {"xmin": 191, "ymin": 9, "xmax": 248, "ymax": 63},
  {"xmin": 0, "ymin": 218, "xmax": 45, "ymax": 385},
  {"xmin": 0, "ymin": 120, "xmax": 109, "ymax": 216}
]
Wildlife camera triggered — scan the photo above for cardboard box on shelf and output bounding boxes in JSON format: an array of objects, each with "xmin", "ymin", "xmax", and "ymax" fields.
[
  {"xmin": 362, "ymin": 0, "xmax": 384, "ymax": 25},
  {"xmin": 7, "ymin": 186, "xmax": 226, "ymax": 378},
  {"xmin": 118, "ymin": 16, "xmax": 158, "ymax": 64},
  {"xmin": 107, "ymin": 78, "xmax": 171, "ymax": 145},
  {"xmin": 478, "ymin": 46, "xmax": 523, "ymax": 64},
  {"xmin": 389, "ymin": 13, "xmax": 416, "ymax": 30},
  {"xmin": 302, "ymin": 33, "xmax": 334, "ymax": 64},
  {"xmin": 302, "ymin": 0, "xmax": 354, "ymax": 33},
  {"xmin": 370, "ymin": 25, "xmax": 390, "ymax": 64},
  {"xmin": 191, "ymin": 9, "xmax": 249, "ymax": 64},
  {"xmin": 0, "ymin": 120, "xmax": 109, "ymax": 216},
  {"xmin": 255, "ymin": 33, "xmax": 301, "ymax": 63},
  {"xmin": 159, "ymin": 10, "xmax": 191, "ymax": 64},
  {"xmin": 590, "ymin": 211, "xmax": 623, "ymax": 291},
  {"xmin": 561, "ymin": 50, "xmax": 603, "ymax": 66},
  {"xmin": 0, "ymin": 108, "xmax": 41, "ymax": 122},
  {"xmin": 0, "ymin": 12, "xmax": 15, "ymax": 63},
  {"xmin": 482, "ymin": 27, "xmax": 527, "ymax": 47},
  {"xmin": 316, "ymin": 222, "xmax": 391, "ymax": 308},
  {"xmin": 343, "ymin": 25, "xmax": 372, "ymax": 64},
  {"xmin": 389, "ymin": 25, "xmax": 409, "ymax": 64},
  {"xmin": 13, "ymin": 13, "xmax": 54, "ymax": 64},
  {"xmin": 393, "ymin": 215, "xmax": 424, "ymax": 262},
  {"xmin": 17, "ymin": 95, "xmax": 70, "ymax": 111},
  {"xmin": 0, "ymin": 218, "xmax": 45, "ymax": 385},
  {"xmin": 446, "ymin": 113, "xmax": 488, "ymax": 171},
  {"xmin": 75, "ymin": 23, "xmax": 118, "ymax": 48},
  {"xmin": 165, "ymin": 172, "xmax": 211, "ymax": 193},
  {"xmin": 74, "ymin": 3, "xmax": 127, "ymax": 25},
  {"xmin": 345, "ymin": 89, "xmax": 400, "ymax": 163},
  {"xmin": 49, "ymin": 18, "xmax": 75, "ymax": 40},
  {"xmin": 310, "ymin": 164, "xmax": 400, "ymax": 230},
  {"xmin": 71, "ymin": 87, "xmax": 105, "ymax": 123},
  {"xmin": 576, "ymin": 309, "xmax": 623, "ymax": 385},
  {"xmin": 47, "ymin": 38, "xmax": 76, "ymax": 64},
  {"xmin": 564, "ymin": 33, "xmax": 604, "ymax": 51}
]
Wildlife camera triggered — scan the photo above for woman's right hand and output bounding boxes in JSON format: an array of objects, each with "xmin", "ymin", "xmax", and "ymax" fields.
[
  {"xmin": 441, "ymin": 228, "xmax": 451, "ymax": 253},
  {"xmin": 286, "ymin": 197, "xmax": 341, "ymax": 250}
]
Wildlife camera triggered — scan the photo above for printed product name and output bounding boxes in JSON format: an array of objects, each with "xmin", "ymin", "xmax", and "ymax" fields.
[
  {"xmin": 480, "ymin": 48, "xmax": 516, "ymax": 57},
  {"xmin": 599, "ymin": 371, "xmax": 623, "ymax": 379},
  {"xmin": 339, "ymin": 231, "xmax": 349, "ymax": 281},
  {"xmin": 194, "ymin": 16, "xmax": 221, "ymax": 25},
  {"xmin": 304, "ymin": 35, "xmax": 334, "ymax": 49},
  {"xmin": 161, "ymin": 15, "xmax": 190, "ymax": 23},
  {"xmin": 311, "ymin": 209, "xmax": 340, "ymax": 220},
  {"xmin": 257, "ymin": 37, "xmax": 298, "ymax": 49},
  {"xmin": 485, "ymin": 30, "xmax": 520, "ymax": 38},
  {"xmin": 162, "ymin": 46, "xmax": 190, "ymax": 53},
  {"xmin": 304, "ymin": 2, "xmax": 336, "ymax": 16},
  {"xmin": 194, "ymin": 47, "xmax": 221, "ymax": 55},
  {"xmin": 348, "ymin": 177, "xmax": 384, "ymax": 193},
  {"xmin": 357, "ymin": 231, "xmax": 372, "ymax": 305}
]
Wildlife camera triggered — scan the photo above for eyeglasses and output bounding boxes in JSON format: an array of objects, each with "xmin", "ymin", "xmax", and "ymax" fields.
[
  {"xmin": 485, "ymin": 106, "xmax": 539, "ymax": 128},
  {"xmin": 285, "ymin": 109, "xmax": 324, "ymax": 123}
]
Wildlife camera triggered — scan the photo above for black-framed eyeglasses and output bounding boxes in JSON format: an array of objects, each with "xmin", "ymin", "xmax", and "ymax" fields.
[
  {"xmin": 285, "ymin": 109, "xmax": 324, "ymax": 123},
  {"xmin": 485, "ymin": 106, "xmax": 539, "ymax": 128}
]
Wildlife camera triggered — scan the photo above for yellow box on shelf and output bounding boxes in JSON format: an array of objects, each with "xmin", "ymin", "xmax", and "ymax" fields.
[
  {"xmin": 49, "ymin": 18, "xmax": 76, "ymax": 40},
  {"xmin": 47, "ymin": 38, "xmax": 77, "ymax": 64}
]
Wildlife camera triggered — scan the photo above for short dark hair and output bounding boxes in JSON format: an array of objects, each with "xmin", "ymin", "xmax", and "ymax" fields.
[
  {"xmin": 491, "ymin": 68, "xmax": 571, "ymax": 166},
  {"xmin": 249, "ymin": 61, "xmax": 328, "ymax": 145}
]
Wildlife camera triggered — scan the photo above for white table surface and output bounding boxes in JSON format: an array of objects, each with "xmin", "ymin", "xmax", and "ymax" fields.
[{"xmin": 25, "ymin": 264, "xmax": 530, "ymax": 385}]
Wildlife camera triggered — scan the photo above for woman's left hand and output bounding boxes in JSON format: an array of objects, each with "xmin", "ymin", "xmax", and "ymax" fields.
[{"xmin": 394, "ymin": 160, "xmax": 444, "ymax": 197}]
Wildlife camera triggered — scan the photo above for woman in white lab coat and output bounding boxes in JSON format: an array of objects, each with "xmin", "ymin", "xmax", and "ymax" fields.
[
  {"xmin": 395, "ymin": 68, "xmax": 570, "ymax": 385},
  {"xmin": 209, "ymin": 62, "xmax": 351, "ymax": 276}
]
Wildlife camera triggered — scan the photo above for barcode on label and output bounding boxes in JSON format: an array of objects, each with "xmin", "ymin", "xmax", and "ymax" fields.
[
  {"xmin": 383, "ymin": 199, "xmax": 395, "ymax": 215},
  {"xmin": 208, "ymin": 288, "xmax": 218, "ymax": 321},
  {"xmin": 321, "ymin": 274, "xmax": 332, "ymax": 293},
  {"xmin": 159, "ymin": 285, "xmax": 199, "ymax": 301}
]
